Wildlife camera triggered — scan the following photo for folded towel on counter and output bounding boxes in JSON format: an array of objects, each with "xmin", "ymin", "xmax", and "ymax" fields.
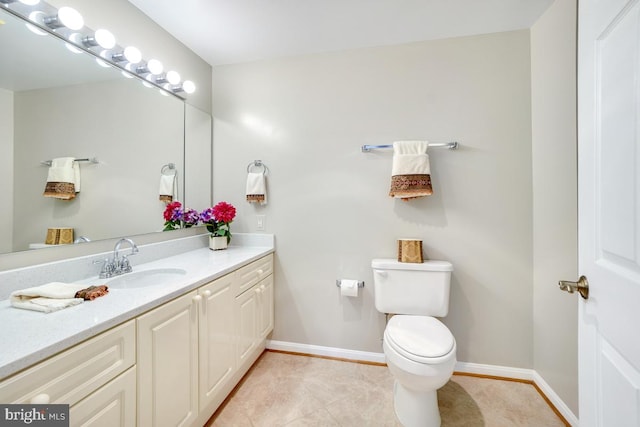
[
  {"xmin": 74, "ymin": 285, "xmax": 109, "ymax": 301},
  {"xmin": 10, "ymin": 282, "xmax": 108, "ymax": 313},
  {"xmin": 246, "ymin": 172, "xmax": 267, "ymax": 205},
  {"xmin": 159, "ymin": 173, "xmax": 177, "ymax": 203},
  {"xmin": 43, "ymin": 157, "xmax": 80, "ymax": 200},
  {"xmin": 388, "ymin": 141, "xmax": 432, "ymax": 201}
]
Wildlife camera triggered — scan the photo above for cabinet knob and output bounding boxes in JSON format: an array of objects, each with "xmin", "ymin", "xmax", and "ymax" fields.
[
  {"xmin": 203, "ymin": 290, "xmax": 212, "ymax": 298},
  {"xmin": 30, "ymin": 394, "xmax": 50, "ymax": 404},
  {"xmin": 261, "ymin": 284, "xmax": 266, "ymax": 291},
  {"xmin": 257, "ymin": 269, "xmax": 264, "ymax": 277},
  {"xmin": 255, "ymin": 288, "xmax": 262, "ymax": 294},
  {"xmin": 193, "ymin": 295, "xmax": 202, "ymax": 302}
]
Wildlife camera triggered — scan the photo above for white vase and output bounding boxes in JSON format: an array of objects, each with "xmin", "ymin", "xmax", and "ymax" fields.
[{"xmin": 209, "ymin": 235, "xmax": 228, "ymax": 251}]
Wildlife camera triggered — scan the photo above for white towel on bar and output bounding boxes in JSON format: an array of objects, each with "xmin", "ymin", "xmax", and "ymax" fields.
[
  {"xmin": 43, "ymin": 157, "xmax": 80, "ymax": 200},
  {"xmin": 246, "ymin": 172, "xmax": 267, "ymax": 205},
  {"xmin": 10, "ymin": 282, "xmax": 87, "ymax": 313},
  {"xmin": 389, "ymin": 141, "xmax": 433, "ymax": 200},
  {"xmin": 159, "ymin": 173, "xmax": 176, "ymax": 203}
]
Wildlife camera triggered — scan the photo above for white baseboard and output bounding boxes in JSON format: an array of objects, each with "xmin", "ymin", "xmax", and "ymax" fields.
[
  {"xmin": 533, "ymin": 371, "xmax": 579, "ymax": 427},
  {"xmin": 454, "ymin": 361, "xmax": 534, "ymax": 381},
  {"xmin": 266, "ymin": 340, "xmax": 386, "ymax": 363},
  {"xmin": 266, "ymin": 340, "xmax": 578, "ymax": 426}
]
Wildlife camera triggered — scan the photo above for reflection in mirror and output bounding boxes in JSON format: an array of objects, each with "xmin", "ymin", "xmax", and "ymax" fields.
[{"xmin": 0, "ymin": 5, "xmax": 209, "ymax": 255}]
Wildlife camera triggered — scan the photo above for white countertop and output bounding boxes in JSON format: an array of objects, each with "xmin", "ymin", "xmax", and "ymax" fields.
[{"xmin": 0, "ymin": 244, "xmax": 274, "ymax": 380}]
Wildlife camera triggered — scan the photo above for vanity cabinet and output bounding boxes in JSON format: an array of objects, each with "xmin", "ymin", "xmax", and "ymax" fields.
[
  {"xmin": 0, "ymin": 320, "xmax": 136, "ymax": 427},
  {"xmin": 0, "ymin": 252, "xmax": 274, "ymax": 427},
  {"xmin": 137, "ymin": 290, "xmax": 199, "ymax": 427},
  {"xmin": 137, "ymin": 253, "xmax": 274, "ymax": 427}
]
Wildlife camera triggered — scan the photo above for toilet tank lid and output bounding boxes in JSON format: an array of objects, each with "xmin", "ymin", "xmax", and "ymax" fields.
[{"xmin": 371, "ymin": 259, "xmax": 453, "ymax": 272}]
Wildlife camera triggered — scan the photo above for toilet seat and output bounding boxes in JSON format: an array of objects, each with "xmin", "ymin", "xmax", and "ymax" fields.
[{"xmin": 385, "ymin": 315, "xmax": 455, "ymax": 365}]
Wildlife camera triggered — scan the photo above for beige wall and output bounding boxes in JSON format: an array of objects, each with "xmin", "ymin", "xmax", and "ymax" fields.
[
  {"xmin": 531, "ymin": 0, "xmax": 579, "ymax": 415},
  {"xmin": 0, "ymin": 89, "xmax": 13, "ymax": 253},
  {"xmin": 212, "ymin": 31, "xmax": 534, "ymax": 367}
]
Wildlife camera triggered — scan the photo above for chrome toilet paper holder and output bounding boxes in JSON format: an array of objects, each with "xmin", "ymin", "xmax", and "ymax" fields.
[{"xmin": 336, "ymin": 280, "xmax": 365, "ymax": 288}]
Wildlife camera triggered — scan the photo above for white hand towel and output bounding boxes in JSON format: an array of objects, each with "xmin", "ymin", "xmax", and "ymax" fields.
[
  {"xmin": 389, "ymin": 141, "xmax": 433, "ymax": 200},
  {"xmin": 159, "ymin": 173, "xmax": 176, "ymax": 203},
  {"xmin": 43, "ymin": 157, "xmax": 80, "ymax": 200},
  {"xmin": 10, "ymin": 282, "xmax": 87, "ymax": 313},
  {"xmin": 246, "ymin": 172, "xmax": 267, "ymax": 205}
]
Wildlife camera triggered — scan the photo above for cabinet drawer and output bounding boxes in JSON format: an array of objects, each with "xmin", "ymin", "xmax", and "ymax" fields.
[
  {"xmin": 235, "ymin": 254, "xmax": 273, "ymax": 296},
  {"xmin": 0, "ymin": 320, "xmax": 135, "ymax": 407}
]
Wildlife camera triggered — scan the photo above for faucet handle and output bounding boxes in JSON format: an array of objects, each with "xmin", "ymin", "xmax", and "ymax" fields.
[
  {"xmin": 119, "ymin": 255, "xmax": 133, "ymax": 274},
  {"xmin": 94, "ymin": 258, "xmax": 115, "ymax": 279}
]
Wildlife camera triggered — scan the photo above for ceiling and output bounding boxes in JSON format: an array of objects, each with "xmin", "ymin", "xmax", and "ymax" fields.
[{"xmin": 127, "ymin": 0, "xmax": 554, "ymax": 67}]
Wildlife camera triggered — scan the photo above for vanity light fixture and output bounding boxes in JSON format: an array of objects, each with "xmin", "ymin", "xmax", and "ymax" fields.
[
  {"xmin": 82, "ymin": 28, "xmax": 115, "ymax": 50},
  {"xmin": 43, "ymin": 6, "xmax": 83, "ymax": 30},
  {"xmin": 3, "ymin": 0, "xmax": 196, "ymax": 97},
  {"xmin": 0, "ymin": 0, "xmax": 40, "ymax": 5},
  {"xmin": 135, "ymin": 58, "xmax": 163, "ymax": 75},
  {"xmin": 173, "ymin": 80, "xmax": 196, "ymax": 94},
  {"xmin": 112, "ymin": 46, "xmax": 142, "ymax": 64}
]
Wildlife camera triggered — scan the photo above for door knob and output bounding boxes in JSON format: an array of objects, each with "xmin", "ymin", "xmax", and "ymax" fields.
[{"xmin": 558, "ymin": 275, "xmax": 589, "ymax": 300}]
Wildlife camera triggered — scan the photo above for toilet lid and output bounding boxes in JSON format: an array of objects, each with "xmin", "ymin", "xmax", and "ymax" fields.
[{"xmin": 385, "ymin": 316, "xmax": 455, "ymax": 362}]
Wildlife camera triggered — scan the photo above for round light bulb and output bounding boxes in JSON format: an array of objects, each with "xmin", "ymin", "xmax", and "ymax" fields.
[
  {"xmin": 94, "ymin": 29, "xmax": 115, "ymax": 49},
  {"xmin": 123, "ymin": 46, "xmax": 141, "ymax": 64},
  {"xmin": 65, "ymin": 42, "xmax": 82, "ymax": 54},
  {"xmin": 147, "ymin": 59, "xmax": 163, "ymax": 75},
  {"xmin": 57, "ymin": 7, "xmax": 83, "ymax": 30},
  {"xmin": 166, "ymin": 70, "xmax": 180, "ymax": 85},
  {"xmin": 182, "ymin": 80, "xmax": 196, "ymax": 94},
  {"xmin": 95, "ymin": 58, "xmax": 110, "ymax": 68},
  {"xmin": 19, "ymin": 0, "xmax": 40, "ymax": 5}
]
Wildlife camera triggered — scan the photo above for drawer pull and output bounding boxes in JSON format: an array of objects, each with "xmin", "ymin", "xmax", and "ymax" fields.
[
  {"xmin": 30, "ymin": 394, "xmax": 50, "ymax": 404},
  {"xmin": 203, "ymin": 290, "xmax": 212, "ymax": 298},
  {"xmin": 255, "ymin": 288, "xmax": 262, "ymax": 294},
  {"xmin": 193, "ymin": 295, "xmax": 202, "ymax": 302}
]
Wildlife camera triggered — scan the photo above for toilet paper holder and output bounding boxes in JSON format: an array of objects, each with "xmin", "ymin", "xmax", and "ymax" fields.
[{"xmin": 336, "ymin": 280, "xmax": 365, "ymax": 288}]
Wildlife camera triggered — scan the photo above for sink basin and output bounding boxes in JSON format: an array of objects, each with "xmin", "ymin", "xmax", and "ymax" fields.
[{"xmin": 106, "ymin": 268, "xmax": 187, "ymax": 289}]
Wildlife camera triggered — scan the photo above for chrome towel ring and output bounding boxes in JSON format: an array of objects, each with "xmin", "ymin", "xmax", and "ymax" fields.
[{"xmin": 247, "ymin": 160, "xmax": 268, "ymax": 175}]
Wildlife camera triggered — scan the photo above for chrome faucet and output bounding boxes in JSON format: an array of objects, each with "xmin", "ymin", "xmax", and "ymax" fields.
[
  {"xmin": 74, "ymin": 236, "xmax": 91, "ymax": 244},
  {"xmin": 95, "ymin": 238, "xmax": 139, "ymax": 279}
]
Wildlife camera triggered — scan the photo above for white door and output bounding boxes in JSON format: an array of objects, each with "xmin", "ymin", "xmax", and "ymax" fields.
[{"xmin": 577, "ymin": 0, "xmax": 640, "ymax": 425}]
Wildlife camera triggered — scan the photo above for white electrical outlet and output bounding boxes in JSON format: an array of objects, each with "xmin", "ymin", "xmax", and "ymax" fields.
[{"xmin": 256, "ymin": 215, "xmax": 266, "ymax": 231}]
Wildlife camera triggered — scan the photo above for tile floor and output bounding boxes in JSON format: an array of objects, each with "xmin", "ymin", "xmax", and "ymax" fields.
[{"xmin": 207, "ymin": 350, "xmax": 567, "ymax": 427}]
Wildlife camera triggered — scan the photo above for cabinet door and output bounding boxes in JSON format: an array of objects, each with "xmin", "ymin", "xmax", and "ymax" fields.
[
  {"xmin": 137, "ymin": 291, "xmax": 199, "ymax": 427},
  {"xmin": 235, "ymin": 285, "xmax": 259, "ymax": 368},
  {"xmin": 69, "ymin": 367, "xmax": 136, "ymax": 427},
  {"xmin": 257, "ymin": 275, "xmax": 274, "ymax": 339},
  {"xmin": 198, "ymin": 274, "xmax": 235, "ymax": 410}
]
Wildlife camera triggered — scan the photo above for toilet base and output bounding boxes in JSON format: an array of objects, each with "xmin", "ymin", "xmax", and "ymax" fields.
[{"xmin": 393, "ymin": 380, "xmax": 441, "ymax": 427}]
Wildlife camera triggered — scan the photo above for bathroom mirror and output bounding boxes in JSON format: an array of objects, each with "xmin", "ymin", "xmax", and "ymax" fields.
[{"xmin": 0, "ymin": 6, "xmax": 209, "ymax": 255}]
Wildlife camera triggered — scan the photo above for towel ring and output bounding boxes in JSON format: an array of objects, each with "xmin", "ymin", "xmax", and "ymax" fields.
[
  {"xmin": 161, "ymin": 163, "xmax": 176, "ymax": 175},
  {"xmin": 247, "ymin": 160, "xmax": 268, "ymax": 175}
]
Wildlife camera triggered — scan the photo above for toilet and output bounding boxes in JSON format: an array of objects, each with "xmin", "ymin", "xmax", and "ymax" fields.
[{"xmin": 372, "ymin": 259, "xmax": 456, "ymax": 427}]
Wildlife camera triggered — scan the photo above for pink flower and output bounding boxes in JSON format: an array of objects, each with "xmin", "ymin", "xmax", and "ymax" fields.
[{"xmin": 212, "ymin": 201, "xmax": 236, "ymax": 224}]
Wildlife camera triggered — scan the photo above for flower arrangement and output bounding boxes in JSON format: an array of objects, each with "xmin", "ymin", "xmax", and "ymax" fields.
[
  {"xmin": 200, "ymin": 201, "xmax": 237, "ymax": 243},
  {"xmin": 162, "ymin": 201, "xmax": 200, "ymax": 231},
  {"xmin": 163, "ymin": 201, "xmax": 237, "ymax": 245}
]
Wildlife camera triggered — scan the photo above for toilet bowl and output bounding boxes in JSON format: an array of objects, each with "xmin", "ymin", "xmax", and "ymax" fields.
[
  {"xmin": 383, "ymin": 315, "xmax": 456, "ymax": 427},
  {"xmin": 372, "ymin": 258, "xmax": 456, "ymax": 427}
]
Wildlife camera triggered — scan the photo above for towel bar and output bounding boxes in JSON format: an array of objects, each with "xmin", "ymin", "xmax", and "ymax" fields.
[
  {"xmin": 40, "ymin": 157, "xmax": 99, "ymax": 167},
  {"xmin": 361, "ymin": 142, "xmax": 458, "ymax": 152}
]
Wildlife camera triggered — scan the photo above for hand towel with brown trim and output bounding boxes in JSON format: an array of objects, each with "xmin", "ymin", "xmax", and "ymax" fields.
[
  {"xmin": 43, "ymin": 157, "xmax": 80, "ymax": 200},
  {"xmin": 246, "ymin": 172, "xmax": 267, "ymax": 205},
  {"xmin": 388, "ymin": 141, "xmax": 432, "ymax": 201}
]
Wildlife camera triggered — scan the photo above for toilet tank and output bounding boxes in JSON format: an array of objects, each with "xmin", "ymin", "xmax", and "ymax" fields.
[{"xmin": 372, "ymin": 259, "xmax": 453, "ymax": 316}]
